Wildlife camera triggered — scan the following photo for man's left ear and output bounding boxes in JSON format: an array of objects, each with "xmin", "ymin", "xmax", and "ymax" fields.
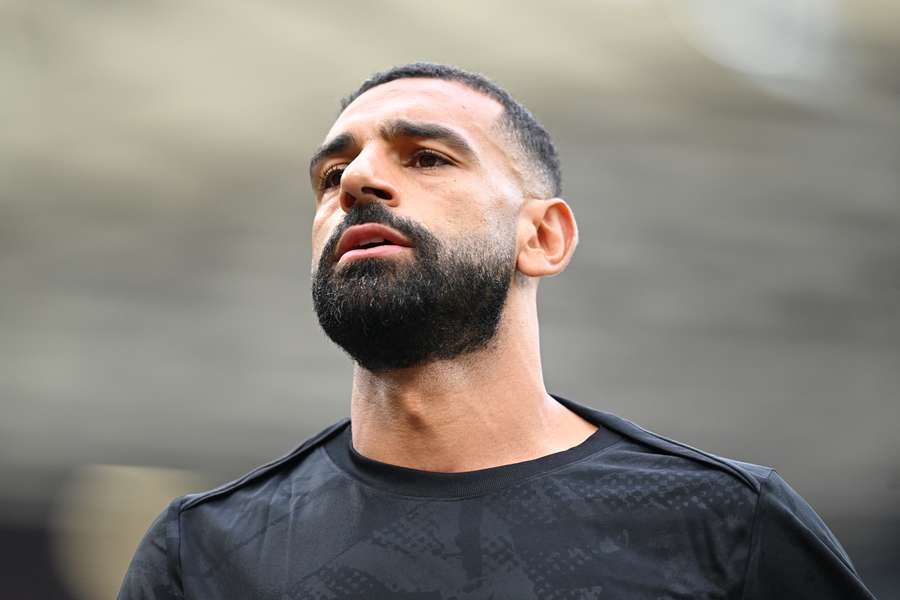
[{"xmin": 516, "ymin": 197, "xmax": 579, "ymax": 278}]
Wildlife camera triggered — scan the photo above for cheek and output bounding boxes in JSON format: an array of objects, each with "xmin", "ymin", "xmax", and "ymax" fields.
[
  {"xmin": 310, "ymin": 211, "xmax": 340, "ymax": 264},
  {"xmin": 414, "ymin": 177, "xmax": 494, "ymax": 233}
]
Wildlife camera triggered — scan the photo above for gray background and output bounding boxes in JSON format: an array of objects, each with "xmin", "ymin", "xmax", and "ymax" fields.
[{"xmin": 2, "ymin": 1, "xmax": 898, "ymax": 598}]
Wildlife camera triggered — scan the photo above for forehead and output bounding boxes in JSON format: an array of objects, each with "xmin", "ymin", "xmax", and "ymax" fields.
[{"xmin": 327, "ymin": 78, "xmax": 505, "ymax": 145}]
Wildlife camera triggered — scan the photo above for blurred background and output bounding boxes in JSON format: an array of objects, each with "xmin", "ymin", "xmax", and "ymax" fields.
[{"xmin": 2, "ymin": 0, "xmax": 898, "ymax": 598}]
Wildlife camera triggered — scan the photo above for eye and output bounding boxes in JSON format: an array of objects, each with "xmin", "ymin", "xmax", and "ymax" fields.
[
  {"xmin": 319, "ymin": 166, "xmax": 345, "ymax": 191},
  {"xmin": 410, "ymin": 149, "xmax": 451, "ymax": 169}
]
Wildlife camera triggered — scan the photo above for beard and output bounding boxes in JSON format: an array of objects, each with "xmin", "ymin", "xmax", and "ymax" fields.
[{"xmin": 311, "ymin": 201, "xmax": 516, "ymax": 373}]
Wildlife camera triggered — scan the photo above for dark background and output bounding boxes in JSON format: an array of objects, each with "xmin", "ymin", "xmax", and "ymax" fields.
[{"xmin": 2, "ymin": 1, "xmax": 898, "ymax": 598}]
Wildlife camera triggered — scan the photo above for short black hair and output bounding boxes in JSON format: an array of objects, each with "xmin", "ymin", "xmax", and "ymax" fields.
[{"xmin": 341, "ymin": 62, "xmax": 561, "ymax": 198}]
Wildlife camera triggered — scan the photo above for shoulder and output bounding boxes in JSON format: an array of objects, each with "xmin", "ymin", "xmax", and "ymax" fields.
[
  {"xmin": 119, "ymin": 418, "xmax": 350, "ymax": 594},
  {"xmin": 555, "ymin": 395, "xmax": 874, "ymax": 596},
  {"xmin": 554, "ymin": 394, "xmax": 773, "ymax": 495},
  {"xmin": 178, "ymin": 417, "xmax": 349, "ymax": 514}
]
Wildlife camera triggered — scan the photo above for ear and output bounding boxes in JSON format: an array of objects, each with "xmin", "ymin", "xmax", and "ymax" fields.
[{"xmin": 516, "ymin": 198, "xmax": 579, "ymax": 278}]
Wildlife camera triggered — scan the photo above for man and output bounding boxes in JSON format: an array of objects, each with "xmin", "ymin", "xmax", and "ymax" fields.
[{"xmin": 119, "ymin": 63, "xmax": 877, "ymax": 599}]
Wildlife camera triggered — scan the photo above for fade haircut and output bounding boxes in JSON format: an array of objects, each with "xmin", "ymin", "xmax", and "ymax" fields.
[{"xmin": 340, "ymin": 62, "xmax": 562, "ymax": 198}]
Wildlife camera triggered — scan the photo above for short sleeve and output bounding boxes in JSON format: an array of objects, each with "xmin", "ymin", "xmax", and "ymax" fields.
[
  {"xmin": 117, "ymin": 496, "xmax": 184, "ymax": 600},
  {"xmin": 741, "ymin": 470, "xmax": 877, "ymax": 599}
]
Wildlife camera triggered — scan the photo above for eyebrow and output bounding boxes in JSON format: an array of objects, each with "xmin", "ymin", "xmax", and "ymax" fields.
[
  {"xmin": 308, "ymin": 132, "xmax": 357, "ymax": 181},
  {"xmin": 381, "ymin": 119, "xmax": 477, "ymax": 162},
  {"xmin": 308, "ymin": 119, "xmax": 478, "ymax": 183}
]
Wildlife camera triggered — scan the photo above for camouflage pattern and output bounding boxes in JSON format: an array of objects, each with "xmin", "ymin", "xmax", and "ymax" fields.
[{"xmin": 119, "ymin": 396, "xmax": 876, "ymax": 599}]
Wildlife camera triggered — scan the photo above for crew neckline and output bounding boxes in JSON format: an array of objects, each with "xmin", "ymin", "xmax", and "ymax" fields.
[{"xmin": 323, "ymin": 395, "xmax": 623, "ymax": 499}]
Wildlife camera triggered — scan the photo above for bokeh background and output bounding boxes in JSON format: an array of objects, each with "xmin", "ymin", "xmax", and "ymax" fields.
[{"xmin": 2, "ymin": 1, "xmax": 898, "ymax": 598}]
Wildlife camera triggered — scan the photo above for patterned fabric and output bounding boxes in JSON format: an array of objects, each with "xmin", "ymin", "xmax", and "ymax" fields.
[{"xmin": 118, "ymin": 395, "xmax": 877, "ymax": 599}]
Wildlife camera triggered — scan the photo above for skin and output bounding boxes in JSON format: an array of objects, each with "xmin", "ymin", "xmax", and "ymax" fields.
[{"xmin": 309, "ymin": 77, "xmax": 598, "ymax": 472}]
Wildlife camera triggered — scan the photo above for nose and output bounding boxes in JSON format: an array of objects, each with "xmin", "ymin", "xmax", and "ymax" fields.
[{"xmin": 338, "ymin": 151, "xmax": 398, "ymax": 214}]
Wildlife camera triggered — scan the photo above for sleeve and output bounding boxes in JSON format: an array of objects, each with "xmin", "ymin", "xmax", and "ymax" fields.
[
  {"xmin": 740, "ymin": 469, "xmax": 878, "ymax": 599},
  {"xmin": 117, "ymin": 496, "xmax": 185, "ymax": 600}
]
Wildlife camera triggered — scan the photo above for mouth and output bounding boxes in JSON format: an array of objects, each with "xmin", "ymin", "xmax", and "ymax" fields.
[{"xmin": 335, "ymin": 223, "xmax": 413, "ymax": 265}]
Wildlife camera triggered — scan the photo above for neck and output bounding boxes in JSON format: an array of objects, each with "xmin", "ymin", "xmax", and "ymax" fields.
[{"xmin": 348, "ymin": 288, "xmax": 598, "ymax": 472}]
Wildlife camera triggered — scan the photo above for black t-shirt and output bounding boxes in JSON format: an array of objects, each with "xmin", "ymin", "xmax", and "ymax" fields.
[{"xmin": 118, "ymin": 395, "xmax": 877, "ymax": 599}]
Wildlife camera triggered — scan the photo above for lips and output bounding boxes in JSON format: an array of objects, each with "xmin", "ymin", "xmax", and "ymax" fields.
[{"xmin": 335, "ymin": 223, "xmax": 412, "ymax": 264}]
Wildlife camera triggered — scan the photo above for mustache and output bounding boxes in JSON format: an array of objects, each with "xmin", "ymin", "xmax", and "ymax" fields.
[{"xmin": 319, "ymin": 202, "xmax": 436, "ymax": 268}]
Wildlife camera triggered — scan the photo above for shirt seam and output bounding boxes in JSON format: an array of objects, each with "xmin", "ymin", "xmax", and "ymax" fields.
[
  {"xmin": 175, "ymin": 496, "xmax": 186, "ymax": 600},
  {"xmin": 321, "ymin": 438, "xmax": 630, "ymax": 502},
  {"xmin": 737, "ymin": 467, "xmax": 773, "ymax": 600}
]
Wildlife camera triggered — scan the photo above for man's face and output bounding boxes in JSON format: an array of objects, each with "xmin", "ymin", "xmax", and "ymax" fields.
[{"xmin": 308, "ymin": 78, "xmax": 525, "ymax": 372}]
